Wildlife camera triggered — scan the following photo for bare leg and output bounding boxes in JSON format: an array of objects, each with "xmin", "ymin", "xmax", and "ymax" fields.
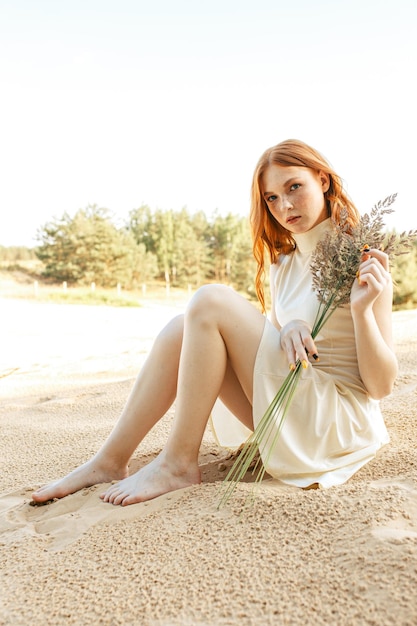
[
  {"xmin": 32, "ymin": 315, "xmax": 184, "ymax": 502},
  {"xmin": 33, "ymin": 286, "xmax": 265, "ymax": 505},
  {"xmin": 218, "ymin": 361, "xmax": 254, "ymax": 429},
  {"xmin": 101, "ymin": 285, "xmax": 266, "ymax": 506}
]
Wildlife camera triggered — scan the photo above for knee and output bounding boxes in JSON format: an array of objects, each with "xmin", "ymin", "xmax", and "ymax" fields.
[
  {"xmin": 156, "ymin": 314, "xmax": 184, "ymax": 348},
  {"xmin": 186, "ymin": 284, "xmax": 232, "ymax": 321}
]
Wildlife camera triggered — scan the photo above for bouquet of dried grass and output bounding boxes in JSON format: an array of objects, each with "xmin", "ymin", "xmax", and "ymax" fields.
[{"xmin": 218, "ymin": 194, "xmax": 416, "ymax": 508}]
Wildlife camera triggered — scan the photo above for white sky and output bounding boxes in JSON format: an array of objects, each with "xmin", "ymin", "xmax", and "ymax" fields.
[{"xmin": 1, "ymin": 0, "xmax": 416, "ymax": 247}]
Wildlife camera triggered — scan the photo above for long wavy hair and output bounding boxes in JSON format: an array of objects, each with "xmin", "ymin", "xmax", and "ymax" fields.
[{"xmin": 250, "ymin": 139, "xmax": 360, "ymax": 312}]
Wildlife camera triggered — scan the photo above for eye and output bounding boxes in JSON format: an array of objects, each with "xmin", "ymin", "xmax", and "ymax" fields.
[
  {"xmin": 266, "ymin": 195, "xmax": 277, "ymax": 203},
  {"xmin": 290, "ymin": 183, "xmax": 301, "ymax": 191}
]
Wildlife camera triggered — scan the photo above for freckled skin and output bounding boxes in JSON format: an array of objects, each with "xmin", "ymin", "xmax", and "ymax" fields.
[{"xmin": 261, "ymin": 165, "xmax": 330, "ymax": 234}]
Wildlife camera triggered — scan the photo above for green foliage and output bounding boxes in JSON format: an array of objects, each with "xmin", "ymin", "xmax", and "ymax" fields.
[
  {"xmin": 8, "ymin": 204, "xmax": 415, "ymax": 310},
  {"xmin": 391, "ymin": 238, "xmax": 417, "ymax": 308},
  {"xmin": 36, "ymin": 205, "xmax": 158, "ymax": 288},
  {"xmin": 34, "ymin": 203, "xmax": 255, "ymax": 294},
  {"xmin": 127, "ymin": 205, "xmax": 255, "ymax": 292},
  {"xmin": 0, "ymin": 246, "xmax": 37, "ymax": 262}
]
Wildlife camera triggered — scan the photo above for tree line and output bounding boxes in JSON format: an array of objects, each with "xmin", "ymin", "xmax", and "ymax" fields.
[
  {"xmin": 1, "ymin": 204, "xmax": 416, "ymax": 307},
  {"xmin": 34, "ymin": 204, "xmax": 258, "ymax": 297}
]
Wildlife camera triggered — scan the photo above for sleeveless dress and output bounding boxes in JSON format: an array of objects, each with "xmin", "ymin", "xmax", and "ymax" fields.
[{"xmin": 210, "ymin": 219, "xmax": 389, "ymax": 488}]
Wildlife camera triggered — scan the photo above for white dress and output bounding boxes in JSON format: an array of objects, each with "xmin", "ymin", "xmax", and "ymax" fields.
[{"xmin": 210, "ymin": 219, "xmax": 389, "ymax": 488}]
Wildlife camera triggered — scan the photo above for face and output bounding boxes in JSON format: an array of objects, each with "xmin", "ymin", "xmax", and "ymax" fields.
[{"xmin": 261, "ymin": 164, "xmax": 330, "ymax": 234}]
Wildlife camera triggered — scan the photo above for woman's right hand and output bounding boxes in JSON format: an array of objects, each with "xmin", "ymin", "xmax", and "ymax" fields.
[{"xmin": 280, "ymin": 319, "xmax": 319, "ymax": 370}]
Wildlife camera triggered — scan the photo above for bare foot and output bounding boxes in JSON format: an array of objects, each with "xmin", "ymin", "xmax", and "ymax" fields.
[
  {"xmin": 100, "ymin": 454, "xmax": 201, "ymax": 506},
  {"xmin": 32, "ymin": 457, "xmax": 129, "ymax": 503}
]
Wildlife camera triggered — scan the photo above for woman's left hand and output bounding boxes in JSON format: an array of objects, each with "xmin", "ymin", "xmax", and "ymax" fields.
[{"xmin": 350, "ymin": 248, "xmax": 392, "ymax": 311}]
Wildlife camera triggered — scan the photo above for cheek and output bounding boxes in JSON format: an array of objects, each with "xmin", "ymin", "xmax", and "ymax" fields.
[
  {"xmin": 295, "ymin": 189, "xmax": 311, "ymax": 205},
  {"xmin": 269, "ymin": 208, "xmax": 286, "ymax": 225},
  {"xmin": 300, "ymin": 188, "xmax": 325, "ymax": 210}
]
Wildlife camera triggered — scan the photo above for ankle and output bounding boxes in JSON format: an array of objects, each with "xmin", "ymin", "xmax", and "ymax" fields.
[
  {"xmin": 160, "ymin": 448, "xmax": 199, "ymax": 476},
  {"xmin": 92, "ymin": 450, "xmax": 129, "ymax": 474}
]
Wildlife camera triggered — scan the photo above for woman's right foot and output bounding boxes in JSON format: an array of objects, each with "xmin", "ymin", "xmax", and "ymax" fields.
[
  {"xmin": 100, "ymin": 452, "xmax": 201, "ymax": 506},
  {"xmin": 31, "ymin": 458, "xmax": 129, "ymax": 503}
]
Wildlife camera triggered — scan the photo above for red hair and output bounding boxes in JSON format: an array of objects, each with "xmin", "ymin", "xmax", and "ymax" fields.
[{"xmin": 250, "ymin": 139, "xmax": 360, "ymax": 312}]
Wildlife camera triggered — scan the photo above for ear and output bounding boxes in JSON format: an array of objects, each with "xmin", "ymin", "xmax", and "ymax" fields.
[{"xmin": 318, "ymin": 171, "xmax": 330, "ymax": 193}]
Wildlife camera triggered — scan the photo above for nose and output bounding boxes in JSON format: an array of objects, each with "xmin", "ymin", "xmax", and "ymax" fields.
[{"xmin": 281, "ymin": 195, "xmax": 293, "ymax": 211}]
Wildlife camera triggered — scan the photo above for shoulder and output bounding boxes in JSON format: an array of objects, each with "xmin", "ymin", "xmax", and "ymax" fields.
[
  {"xmin": 269, "ymin": 258, "xmax": 281, "ymax": 281},
  {"xmin": 270, "ymin": 252, "xmax": 292, "ymax": 277}
]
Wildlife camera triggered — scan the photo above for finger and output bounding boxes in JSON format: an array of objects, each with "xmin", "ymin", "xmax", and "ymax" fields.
[
  {"xmin": 357, "ymin": 268, "xmax": 389, "ymax": 293},
  {"xmin": 283, "ymin": 339, "xmax": 301, "ymax": 371},
  {"xmin": 280, "ymin": 321, "xmax": 314, "ymax": 370},
  {"xmin": 305, "ymin": 343, "xmax": 320, "ymax": 363},
  {"xmin": 362, "ymin": 247, "xmax": 390, "ymax": 270},
  {"xmin": 360, "ymin": 261, "xmax": 384, "ymax": 280},
  {"xmin": 358, "ymin": 258, "xmax": 389, "ymax": 287},
  {"xmin": 286, "ymin": 346, "xmax": 297, "ymax": 371},
  {"xmin": 357, "ymin": 254, "xmax": 386, "ymax": 286},
  {"xmin": 291, "ymin": 332, "xmax": 316, "ymax": 368},
  {"xmin": 371, "ymin": 250, "xmax": 390, "ymax": 271},
  {"xmin": 293, "ymin": 338, "xmax": 310, "ymax": 369},
  {"xmin": 299, "ymin": 329, "xmax": 319, "ymax": 365}
]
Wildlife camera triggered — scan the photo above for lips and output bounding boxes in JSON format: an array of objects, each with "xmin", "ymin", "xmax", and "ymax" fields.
[{"xmin": 286, "ymin": 215, "xmax": 301, "ymax": 224}]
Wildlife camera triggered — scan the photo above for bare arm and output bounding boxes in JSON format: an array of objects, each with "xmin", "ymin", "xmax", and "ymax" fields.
[{"xmin": 350, "ymin": 248, "xmax": 398, "ymax": 399}]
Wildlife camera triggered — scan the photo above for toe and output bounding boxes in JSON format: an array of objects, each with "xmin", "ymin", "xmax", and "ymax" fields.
[
  {"xmin": 112, "ymin": 491, "xmax": 128, "ymax": 506},
  {"xmin": 101, "ymin": 484, "xmax": 118, "ymax": 502},
  {"xmin": 32, "ymin": 484, "xmax": 59, "ymax": 502},
  {"xmin": 121, "ymin": 495, "xmax": 135, "ymax": 506}
]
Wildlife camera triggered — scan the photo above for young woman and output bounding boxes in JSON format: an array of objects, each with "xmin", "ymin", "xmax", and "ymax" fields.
[{"xmin": 32, "ymin": 139, "xmax": 397, "ymax": 506}]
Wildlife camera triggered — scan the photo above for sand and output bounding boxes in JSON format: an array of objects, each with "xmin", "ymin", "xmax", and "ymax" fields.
[{"xmin": 0, "ymin": 297, "xmax": 416, "ymax": 626}]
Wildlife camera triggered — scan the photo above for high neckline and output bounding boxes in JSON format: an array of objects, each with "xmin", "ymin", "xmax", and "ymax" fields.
[{"xmin": 292, "ymin": 218, "xmax": 332, "ymax": 255}]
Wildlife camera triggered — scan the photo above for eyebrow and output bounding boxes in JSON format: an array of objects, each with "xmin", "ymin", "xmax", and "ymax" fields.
[{"xmin": 262, "ymin": 177, "xmax": 300, "ymax": 198}]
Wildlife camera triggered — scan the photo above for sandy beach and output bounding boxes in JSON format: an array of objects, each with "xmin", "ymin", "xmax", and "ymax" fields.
[{"xmin": 1, "ymin": 297, "xmax": 416, "ymax": 626}]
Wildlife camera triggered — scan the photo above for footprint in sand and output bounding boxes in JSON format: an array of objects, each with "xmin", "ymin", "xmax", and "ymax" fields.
[
  {"xmin": 370, "ymin": 478, "xmax": 417, "ymax": 541},
  {"xmin": 0, "ymin": 484, "xmax": 191, "ymax": 551}
]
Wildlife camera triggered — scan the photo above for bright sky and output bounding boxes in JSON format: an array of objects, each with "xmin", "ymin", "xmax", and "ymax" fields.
[{"xmin": 1, "ymin": 0, "xmax": 416, "ymax": 247}]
